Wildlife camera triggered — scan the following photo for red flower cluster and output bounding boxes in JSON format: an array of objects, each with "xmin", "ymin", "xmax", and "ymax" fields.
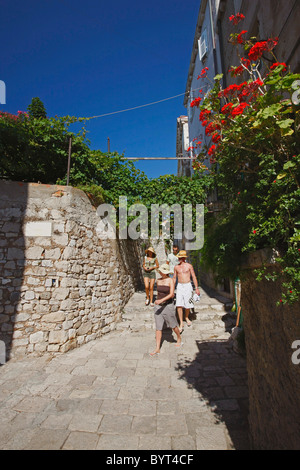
[
  {"xmin": 197, "ymin": 67, "xmax": 209, "ymax": 79},
  {"xmin": 248, "ymin": 38, "xmax": 278, "ymax": 61},
  {"xmin": 205, "ymin": 121, "xmax": 221, "ymax": 136},
  {"xmin": 241, "ymin": 57, "xmax": 251, "ymax": 68},
  {"xmin": 248, "ymin": 42, "xmax": 267, "ymax": 61},
  {"xmin": 237, "ymin": 30, "xmax": 248, "ymax": 44},
  {"xmin": 190, "ymin": 97, "xmax": 202, "ymax": 108},
  {"xmin": 212, "ymin": 133, "xmax": 221, "ymax": 143},
  {"xmin": 0, "ymin": 111, "xmax": 28, "ymax": 122},
  {"xmin": 208, "ymin": 145, "xmax": 217, "ymax": 156},
  {"xmin": 229, "ymin": 65, "xmax": 244, "ymax": 77},
  {"xmin": 229, "ymin": 58, "xmax": 250, "ymax": 76},
  {"xmin": 229, "ymin": 13, "xmax": 245, "ymax": 25},
  {"xmin": 218, "ymin": 82, "xmax": 247, "ymax": 99},
  {"xmin": 221, "ymin": 103, "xmax": 234, "ymax": 114},
  {"xmin": 221, "ymin": 102, "xmax": 249, "ymax": 118},
  {"xmin": 231, "ymin": 102, "xmax": 249, "ymax": 116},
  {"xmin": 219, "ymin": 79, "xmax": 263, "ymax": 104},
  {"xmin": 270, "ymin": 62, "xmax": 287, "ymax": 73},
  {"xmin": 238, "ymin": 79, "xmax": 264, "ymax": 103},
  {"xmin": 199, "ymin": 109, "xmax": 211, "ymax": 126}
]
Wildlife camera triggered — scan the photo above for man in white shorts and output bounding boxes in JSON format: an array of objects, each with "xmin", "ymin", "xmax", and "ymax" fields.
[{"xmin": 173, "ymin": 250, "xmax": 200, "ymax": 332}]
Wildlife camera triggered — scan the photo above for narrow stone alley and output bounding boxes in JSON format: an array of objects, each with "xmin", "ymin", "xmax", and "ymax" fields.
[{"xmin": 0, "ymin": 287, "xmax": 250, "ymax": 450}]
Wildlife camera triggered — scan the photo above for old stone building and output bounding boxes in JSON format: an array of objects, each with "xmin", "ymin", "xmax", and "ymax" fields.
[
  {"xmin": 176, "ymin": 1, "xmax": 300, "ymax": 449},
  {"xmin": 177, "ymin": 0, "xmax": 300, "ymax": 295},
  {"xmin": 179, "ymin": 0, "xmax": 300, "ymax": 178}
]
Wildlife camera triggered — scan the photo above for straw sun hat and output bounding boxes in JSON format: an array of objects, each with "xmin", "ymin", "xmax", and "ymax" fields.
[
  {"xmin": 145, "ymin": 247, "xmax": 155, "ymax": 255},
  {"xmin": 177, "ymin": 250, "xmax": 187, "ymax": 258},
  {"xmin": 157, "ymin": 263, "xmax": 171, "ymax": 275}
]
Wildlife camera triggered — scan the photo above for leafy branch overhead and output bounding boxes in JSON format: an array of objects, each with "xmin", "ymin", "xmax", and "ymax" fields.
[{"xmin": 0, "ymin": 99, "xmax": 212, "ymax": 237}]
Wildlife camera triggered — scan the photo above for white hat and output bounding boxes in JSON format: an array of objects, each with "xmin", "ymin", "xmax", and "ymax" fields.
[{"xmin": 157, "ymin": 263, "xmax": 171, "ymax": 275}]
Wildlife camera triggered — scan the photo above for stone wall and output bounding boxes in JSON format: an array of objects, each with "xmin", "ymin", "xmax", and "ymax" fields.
[
  {"xmin": 0, "ymin": 181, "xmax": 143, "ymax": 360},
  {"xmin": 241, "ymin": 251, "xmax": 300, "ymax": 449}
]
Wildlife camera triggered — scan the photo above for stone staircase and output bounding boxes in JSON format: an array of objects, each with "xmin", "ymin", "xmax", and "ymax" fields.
[{"xmin": 117, "ymin": 287, "xmax": 234, "ymax": 333}]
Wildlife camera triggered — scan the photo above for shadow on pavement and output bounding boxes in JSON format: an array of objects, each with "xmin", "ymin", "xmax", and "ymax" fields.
[{"xmin": 176, "ymin": 337, "xmax": 250, "ymax": 450}]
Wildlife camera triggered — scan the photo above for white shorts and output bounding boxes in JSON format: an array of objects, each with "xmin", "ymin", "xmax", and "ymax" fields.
[{"xmin": 176, "ymin": 282, "xmax": 194, "ymax": 309}]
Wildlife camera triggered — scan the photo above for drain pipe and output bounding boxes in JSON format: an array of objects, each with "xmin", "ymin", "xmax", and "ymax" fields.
[
  {"xmin": 217, "ymin": 17, "xmax": 227, "ymax": 89},
  {"xmin": 208, "ymin": 0, "xmax": 218, "ymax": 77}
]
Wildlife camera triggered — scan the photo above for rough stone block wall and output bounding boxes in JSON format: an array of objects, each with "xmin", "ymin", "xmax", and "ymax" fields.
[
  {"xmin": 241, "ymin": 263, "xmax": 300, "ymax": 449},
  {"xmin": 0, "ymin": 181, "xmax": 143, "ymax": 360}
]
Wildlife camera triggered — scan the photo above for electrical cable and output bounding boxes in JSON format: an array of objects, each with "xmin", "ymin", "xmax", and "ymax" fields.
[{"xmin": 83, "ymin": 87, "xmax": 205, "ymax": 120}]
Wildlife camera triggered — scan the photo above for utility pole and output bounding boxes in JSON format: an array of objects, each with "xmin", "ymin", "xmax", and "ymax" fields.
[
  {"xmin": 66, "ymin": 136, "xmax": 72, "ymax": 186},
  {"xmin": 107, "ymin": 137, "xmax": 110, "ymax": 153}
]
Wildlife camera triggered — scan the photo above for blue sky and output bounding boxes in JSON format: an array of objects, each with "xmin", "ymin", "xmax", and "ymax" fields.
[{"xmin": 0, "ymin": 0, "xmax": 200, "ymax": 178}]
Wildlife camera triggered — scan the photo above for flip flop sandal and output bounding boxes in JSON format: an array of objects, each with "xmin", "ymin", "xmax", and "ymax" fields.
[{"xmin": 149, "ymin": 351, "xmax": 160, "ymax": 357}]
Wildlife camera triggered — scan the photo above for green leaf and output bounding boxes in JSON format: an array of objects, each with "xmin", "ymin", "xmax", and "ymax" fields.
[
  {"xmin": 258, "ymin": 103, "xmax": 283, "ymax": 119},
  {"xmin": 277, "ymin": 118, "xmax": 294, "ymax": 129},
  {"xmin": 283, "ymin": 161, "xmax": 296, "ymax": 170},
  {"xmin": 281, "ymin": 74, "xmax": 300, "ymax": 89},
  {"xmin": 214, "ymin": 74, "xmax": 223, "ymax": 81},
  {"xmin": 281, "ymin": 128, "xmax": 294, "ymax": 136},
  {"xmin": 265, "ymin": 76, "xmax": 281, "ymax": 86},
  {"xmin": 252, "ymin": 119, "xmax": 262, "ymax": 128},
  {"xmin": 277, "ymin": 173, "xmax": 287, "ymax": 180}
]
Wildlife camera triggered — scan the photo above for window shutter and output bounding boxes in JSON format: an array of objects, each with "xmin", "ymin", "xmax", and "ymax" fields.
[{"xmin": 198, "ymin": 29, "xmax": 208, "ymax": 61}]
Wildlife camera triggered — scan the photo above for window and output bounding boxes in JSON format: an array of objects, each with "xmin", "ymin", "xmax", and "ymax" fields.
[{"xmin": 198, "ymin": 29, "xmax": 208, "ymax": 62}]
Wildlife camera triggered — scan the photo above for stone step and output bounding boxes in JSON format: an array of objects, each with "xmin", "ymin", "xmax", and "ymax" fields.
[
  {"xmin": 115, "ymin": 321, "xmax": 155, "ymax": 332},
  {"xmin": 124, "ymin": 302, "xmax": 232, "ymax": 314},
  {"xmin": 117, "ymin": 288, "xmax": 235, "ymax": 334},
  {"xmin": 117, "ymin": 312, "xmax": 236, "ymax": 335}
]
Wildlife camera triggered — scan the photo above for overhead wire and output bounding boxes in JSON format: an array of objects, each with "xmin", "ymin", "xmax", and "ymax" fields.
[{"xmin": 82, "ymin": 87, "xmax": 205, "ymax": 120}]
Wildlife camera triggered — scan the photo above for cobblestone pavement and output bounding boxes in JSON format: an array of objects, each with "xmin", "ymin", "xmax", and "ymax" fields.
[{"xmin": 0, "ymin": 288, "xmax": 250, "ymax": 450}]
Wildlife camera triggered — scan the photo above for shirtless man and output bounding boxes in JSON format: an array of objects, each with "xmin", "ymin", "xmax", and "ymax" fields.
[{"xmin": 173, "ymin": 250, "xmax": 200, "ymax": 332}]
